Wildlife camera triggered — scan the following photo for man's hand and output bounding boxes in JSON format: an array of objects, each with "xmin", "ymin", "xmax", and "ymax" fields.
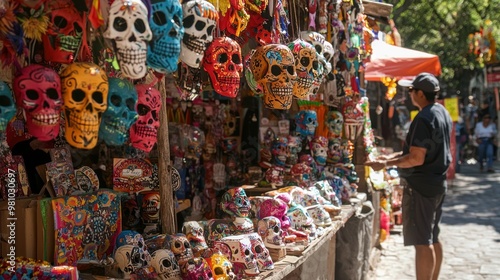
[{"xmin": 365, "ymin": 160, "xmax": 386, "ymax": 171}]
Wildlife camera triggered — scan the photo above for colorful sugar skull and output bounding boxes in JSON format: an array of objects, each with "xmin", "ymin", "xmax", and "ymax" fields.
[
  {"xmin": 99, "ymin": 78, "xmax": 138, "ymax": 146},
  {"xmin": 271, "ymin": 137, "xmax": 289, "ymax": 166},
  {"xmin": 295, "ymin": 110, "xmax": 318, "ymax": 137},
  {"xmin": 0, "ymin": 81, "xmax": 16, "ymax": 133},
  {"xmin": 259, "ymin": 198, "xmax": 290, "ymax": 230},
  {"xmin": 182, "ymin": 221, "xmax": 208, "ymax": 257},
  {"xmin": 255, "ymin": 25, "xmax": 272, "ymax": 46},
  {"xmin": 221, "ymin": 187, "xmax": 251, "ymax": 218},
  {"xmin": 42, "ymin": 0, "xmax": 89, "ymax": 64},
  {"xmin": 203, "ymin": 37, "xmax": 243, "ymax": 98},
  {"xmin": 300, "ymin": 31, "xmax": 326, "ymax": 58},
  {"xmin": 180, "ymin": 257, "xmax": 213, "ymax": 280},
  {"xmin": 264, "ymin": 165, "xmax": 284, "ymax": 187},
  {"xmin": 130, "ymin": 83, "xmax": 162, "ymax": 152},
  {"xmin": 205, "ymin": 219, "xmax": 231, "ymax": 247},
  {"xmin": 306, "ymin": 204, "xmax": 332, "ymax": 227},
  {"xmin": 115, "ymin": 245, "xmax": 144, "ymax": 279},
  {"xmin": 180, "ymin": 0, "xmax": 219, "ymax": 68},
  {"xmin": 205, "ymin": 252, "xmax": 236, "ymax": 280},
  {"xmin": 140, "ymin": 191, "xmax": 160, "ymax": 224},
  {"xmin": 151, "ymin": 249, "xmax": 182, "ymax": 280},
  {"xmin": 287, "ymin": 39, "xmax": 317, "ymax": 99},
  {"xmin": 229, "ymin": 217, "xmax": 254, "ymax": 235},
  {"xmin": 325, "ymin": 110, "xmax": 343, "ymax": 138},
  {"xmin": 327, "ymin": 138, "xmax": 342, "ymax": 164},
  {"xmin": 246, "ymin": 233, "xmax": 274, "ymax": 270},
  {"xmin": 342, "ymin": 98, "xmax": 365, "ymax": 141},
  {"xmin": 314, "ymin": 180, "xmax": 338, "ymax": 205},
  {"xmin": 115, "ymin": 231, "xmax": 150, "ymax": 254},
  {"xmin": 168, "ymin": 233, "xmax": 194, "ymax": 264},
  {"xmin": 323, "ymin": 41, "xmax": 334, "ymax": 73},
  {"xmin": 214, "ymin": 235, "xmax": 259, "ymax": 277},
  {"xmin": 221, "ymin": 0, "xmax": 249, "ymax": 36},
  {"xmin": 250, "ymin": 44, "xmax": 297, "ymax": 110},
  {"xmin": 290, "ymin": 188, "xmax": 331, "ymax": 227},
  {"xmin": 13, "ymin": 65, "xmax": 62, "ymax": 140},
  {"xmin": 287, "ymin": 204, "xmax": 314, "ymax": 230},
  {"xmin": 104, "ymin": 0, "xmax": 152, "ymax": 79},
  {"xmin": 286, "ymin": 135, "xmax": 302, "ymax": 167},
  {"xmin": 311, "ymin": 136, "xmax": 328, "ymax": 166},
  {"xmin": 290, "ymin": 162, "xmax": 312, "ymax": 187},
  {"xmin": 60, "ymin": 63, "xmax": 108, "ymax": 149},
  {"xmin": 147, "ymin": 0, "xmax": 184, "ymax": 74},
  {"xmin": 257, "ymin": 216, "xmax": 284, "ymax": 248},
  {"xmin": 249, "ymin": 196, "xmax": 272, "ymax": 219},
  {"xmin": 310, "ymin": 54, "xmax": 326, "ymax": 95}
]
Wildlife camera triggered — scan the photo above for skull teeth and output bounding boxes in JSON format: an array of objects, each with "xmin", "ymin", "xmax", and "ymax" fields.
[
  {"xmin": 117, "ymin": 48, "xmax": 148, "ymax": 65},
  {"xmin": 217, "ymin": 76, "xmax": 240, "ymax": 85},
  {"xmin": 32, "ymin": 114, "xmax": 60, "ymax": 125},
  {"xmin": 152, "ymin": 42, "xmax": 180, "ymax": 57},
  {"xmin": 133, "ymin": 125, "xmax": 157, "ymax": 138},
  {"xmin": 69, "ymin": 113, "xmax": 99, "ymax": 133},
  {"xmin": 298, "ymin": 77, "xmax": 313, "ymax": 88},
  {"xmin": 270, "ymin": 87, "xmax": 292, "ymax": 96},
  {"xmin": 182, "ymin": 36, "xmax": 205, "ymax": 54}
]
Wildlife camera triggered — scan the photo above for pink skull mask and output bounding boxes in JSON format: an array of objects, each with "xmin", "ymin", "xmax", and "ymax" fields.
[
  {"xmin": 13, "ymin": 65, "xmax": 62, "ymax": 141},
  {"xmin": 130, "ymin": 84, "xmax": 162, "ymax": 152},
  {"xmin": 203, "ymin": 37, "xmax": 243, "ymax": 98}
]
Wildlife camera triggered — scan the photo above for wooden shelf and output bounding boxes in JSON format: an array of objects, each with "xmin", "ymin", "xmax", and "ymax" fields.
[{"xmin": 176, "ymin": 199, "xmax": 191, "ymax": 213}]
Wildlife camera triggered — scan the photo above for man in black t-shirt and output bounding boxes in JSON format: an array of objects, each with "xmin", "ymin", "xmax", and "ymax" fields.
[{"xmin": 366, "ymin": 73, "xmax": 452, "ymax": 280}]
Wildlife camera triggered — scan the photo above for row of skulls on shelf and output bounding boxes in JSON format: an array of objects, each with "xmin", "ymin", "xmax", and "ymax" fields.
[{"xmin": 0, "ymin": 63, "xmax": 162, "ymax": 152}]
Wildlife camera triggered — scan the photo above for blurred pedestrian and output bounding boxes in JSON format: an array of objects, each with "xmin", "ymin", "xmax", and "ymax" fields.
[{"xmin": 474, "ymin": 114, "xmax": 497, "ymax": 172}]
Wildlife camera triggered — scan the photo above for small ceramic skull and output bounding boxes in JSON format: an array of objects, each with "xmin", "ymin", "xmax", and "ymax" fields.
[
  {"xmin": 300, "ymin": 31, "xmax": 325, "ymax": 57},
  {"xmin": 214, "ymin": 235, "xmax": 259, "ymax": 278},
  {"xmin": 311, "ymin": 136, "xmax": 328, "ymax": 166},
  {"xmin": 168, "ymin": 233, "xmax": 194, "ymax": 264},
  {"xmin": 99, "ymin": 78, "xmax": 138, "ymax": 146},
  {"xmin": 140, "ymin": 191, "xmax": 160, "ymax": 224},
  {"xmin": 203, "ymin": 37, "xmax": 243, "ymax": 98},
  {"xmin": 147, "ymin": 0, "xmax": 184, "ymax": 74},
  {"xmin": 220, "ymin": 187, "xmax": 251, "ymax": 218},
  {"xmin": 290, "ymin": 162, "xmax": 312, "ymax": 187},
  {"xmin": 104, "ymin": 0, "xmax": 152, "ymax": 79},
  {"xmin": 13, "ymin": 65, "xmax": 62, "ymax": 141},
  {"xmin": 205, "ymin": 252, "xmax": 236, "ymax": 280},
  {"xmin": 295, "ymin": 110, "xmax": 318, "ymax": 137},
  {"xmin": 180, "ymin": 257, "xmax": 213, "ymax": 280},
  {"xmin": 325, "ymin": 110, "xmax": 344, "ymax": 138},
  {"xmin": 0, "ymin": 81, "xmax": 15, "ymax": 133},
  {"xmin": 287, "ymin": 39, "xmax": 317, "ymax": 99},
  {"xmin": 115, "ymin": 245, "xmax": 144, "ymax": 279},
  {"xmin": 60, "ymin": 62, "xmax": 108, "ymax": 149},
  {"xmin": 182, "ymin": 221, "xmax": 209, "ymax": 257},
  {"xmin": 246, "ymin": 233, "xmax": 274, "ymax": 270},
  {"xmin": 286, "ymin": 135, "xmax": 302, "ymax": 167},
  {"xmin": 264, "ymin": 165, "xmax": 284, "ymax": 187},
  {"xmin": 115, "ymin": 230, "xmax": 151, "ymax": 266},
  {"xmin": 129, "ymin": 83, "xmax": 162, "ymax": 152},
  {"xmin": 259, "ymin": 198, "xmax": 290, "ymax": 230},
  {"xmin": 287, "ymin": 204, "xmax": 314, "ymax": 231},
  {"xmin": 327, "ymin": 138, "xmax": 342, "ymax": 164},
  {"xmin": 271, "ymin": 137, "xmax": 289, "ymax": 166},
  {"xmin": 151, "ymin": 249, "xmax": 182, "ymax": 280},
  {"xmin": 257, "ymin": 216, "xmax": 284, "ymax": 248},
  {"xmin": 250, "ymin": 44, "xmax": 297, "ymax": 110},
  {"xmin": 180, "ymin": 0, "xmax": 219, "ymax": 68},
  {"xmin": 205, "ymin": 219, "xmax": 231, "ymax": 247}
]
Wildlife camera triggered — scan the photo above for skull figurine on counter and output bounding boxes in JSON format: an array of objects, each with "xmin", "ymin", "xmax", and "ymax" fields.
[
  {"xmin": 214, "ymin": 235, "xmax": 259, "ymax": 278},
  {"xmin": 295, "ymin": 110, "xmax": 318, "ymax": 138},
  {"xmin": 325, "ymin": 110, "xmax": 344, "ymax": 138},
  {"xmin": 257, "ymin": 216, "xmax": 284, "ymax": 248},
  {"xmin": 311, "ymin": 136, "xmax": 328, "ymax": 166},
  {"xmin": 220, "ymin": 187, "xmax": 251, "ymax": 218},
  {"xmin": 246, "ymin": 233, "xmax": 274, "ymax": 270},
  {"xmin": 205, "ymin": 252, "xmax": 236, "ymax": 280},
  {"xmin": 182, "ymin": 221, "xmax": 208, "ymax": 257},
  {"xmin": 151, "ymin": 249, "xmax": 182, "ymax": 280},
  {"xmin": 115, "ymin": 245, "xmax": 145, "ymax": 279}
]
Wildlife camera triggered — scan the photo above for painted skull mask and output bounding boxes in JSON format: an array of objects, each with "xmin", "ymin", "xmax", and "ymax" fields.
[
  {"xmin": 151, "ymin": 249, "xmax": 182, "ymax": 280},
  {"xmin": 205, "ymin": 219, "xmax": 231, "ymax": 247},
  {"xmin": 290, "ymin": 162, "xmax": 312, "ymax": 187},
  {"xmin": 295, "ymin": 110, "xmax": 318, "ymax": 137},
  {"xmin": 311, "ymin": 136, "xmax": 328, "ymax": 166},
  {"xmin": 206, "ymin": 252, "xmax": 236, "ymax": 280},
  {"xmin": 250, "ymin": 44, "xmax": 297, "ymax": 110},
  {"xmin": 287, "ymin": 39, "xmax": 317, "ymax": 99},
  {"xmin": 60, "ymin": 63, "xmax": 108, "ymax": 149},
  {"xmin": 0, "ymin": 81, "xmax": 15, "ymax": 133},
  {"xmin": 264, "ymin": 165, "xmax": 284, "ymax": 187},
  {"xmin": 257, "ymin": 216, "xmax": 284, "ymax": 248},
  {"xmin": 130, "ymin": 84, "xmax": 162, "ymax": 152},
  {"xmin": 180, "ymin": 0, "xmax": 218, "ymax": 68},
  {"xmin": 271, "ymin": 137, "xmax": 289, "ymax": 166},
  {"xmin": 13, "ymin": 65, "xmax": 62, "ymax": 140},
  {"xmin": 115, "ymin": 230, "xmax": 151, "ymax": 267},
  {"xmin": 221, "ymin": 187, "xmax": 251, "ymax": 218},
  {"xmin": 104, "ymin": 0, "xmax": 152, "ymax": 79},
  {"xmin": 140, "ymin": 191, "xmax": 160, "ymax": 224},
  {"xmin": 99, "ymin": 78, "xmax": 138, "ymax": 146},
  {"xmin": 147, "ymin": 0, "xmax": 184, "ymax": 74},
  {"xmin": 42, "ymin": 0, "xmax": 89, "ymax": 64},
  {"xmin": 325, "ymin": 110, "xmax": 343, "ymax": 138},
  {"xmin": 168, "ymin": 233, "xmax": 194, "ymax": 265},
  {"xmin": 203, "ymin": 37, "xmax": 243, "ymax": 98}
]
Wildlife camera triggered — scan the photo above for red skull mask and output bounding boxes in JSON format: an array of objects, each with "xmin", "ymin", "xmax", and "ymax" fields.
[
  {"xmin": 203, "ymin": 37, "xmax": 243, "ymax": 98},
  {"xmin": 130, "ymin": 84, "xmax": 162, "ymax": 152},
  {"xmin": 13, "ymin": 64, "xmax": 62, "ymax": 141}
]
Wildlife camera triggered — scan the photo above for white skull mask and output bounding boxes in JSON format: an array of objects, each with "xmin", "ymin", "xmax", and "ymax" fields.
[
  {"xmin": 180, "ymin": 0, "xmax": 218, "ymax": 68},
  {"xmin": 257, "ymin": 216, "xmax": 283, "ymax": 248},
  {"xmin": 287, "ymin": 39, "xmax": 317, "ymax": 99},
  {"xmin": 151, "ymin": 249, "xmax": 182, "ymax": 280},
  {"xmin": 300, "ymin": 31, "xmax": 325, "ymax": 57},
  {"xmin": 147, "ymin": 0, "xmax": 184, "ymax": 74},
  {"xmin": 129, "ymin": 83, "xmax": 162, "ymax": 152},
  {"xmin": 60, "ymin": 63, "xmax": 108, "ymax": 150},
  {"xmin": 246, "ymin": 233, "xmax": 274, "ymax": 271},
  {"xmin": 115, "ymin": 245, "xmax": 144, "ymax": 279},
  {"xmin": 104, "ymin": 0, "xmax": 152, "ymax": 79}
]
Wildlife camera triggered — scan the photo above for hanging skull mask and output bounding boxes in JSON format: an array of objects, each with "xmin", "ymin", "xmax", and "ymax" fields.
[
  {"xmin": 180, "ymin": 0, "xmax": 218, "ymax": 68},
  {"xmin": 287, "ymin": 39, "xmax": 317, "ymax": 99},
  {"xmin": 325, "ymin": 110, "xmax": 343, "ymax": 138},
  {"xmin": 60, "ymin": 63, "xmax": 108, "ymax": 149},
  {"xmin": 295, "ymin": 110, "xmax": 318, "ymax": 137},
  {"xmin": 130, "ymin": 83, "xmax": 162, "ymax": 152},
  {"xmin": 250, "ymin": 44, "xmax": 297, "ymax": 110},
  {"xmin": 203, "ymin": 37, "xmax": 243, "ymax": 98},
  {"xmin": 0, "ymin": 81, "xmax": 16, "ymax": 133},
  {"xmin": 12, "ymin": 65, "xmax": 62, "ymax": 140},
  {"xmin": 42, "ymin": 0, "xmax": 90, "ymax": 64},
  {"xmin": 147, "ymin": 0, "xmax": 184, "ymax": 74},
  {"xmin": 104, "ymin": 0, "xmax": 153, "ymax": 79},
  {"xmin": 99, "ymin": 78, "xmax": 138, "ymax": 146}
]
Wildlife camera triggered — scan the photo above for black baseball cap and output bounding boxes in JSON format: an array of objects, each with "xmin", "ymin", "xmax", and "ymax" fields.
[{"xmin": 398, "ymin": 72, "xmax": 440, "ymax": 93}]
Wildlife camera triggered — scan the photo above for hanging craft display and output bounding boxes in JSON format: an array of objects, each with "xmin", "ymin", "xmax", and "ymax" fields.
[{"xmin": 113, "ymin": 158, "xmax": 155, "ymax": 193}]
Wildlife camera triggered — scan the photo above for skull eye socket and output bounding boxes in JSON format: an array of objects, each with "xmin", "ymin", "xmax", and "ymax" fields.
[
  {"xmin": 195, "ymin": 21, "xmax": 206, "ymax": 31},
  {"xmin": 300, "ymin": 57, "xmax": 310, "ymax": 67},
  {"xmin": 126, "ymin": 98, "xmax": 136, "ymax": 111},
  {"xmin": 53, "ymin": 16, "xmax": 68, "ymax": 29},
  {"xmin": 0, "ymin": 95, "xmax": 12, "ymax": 106},
  {"xmin": 314, "ymin": 45, "xmax": 323, "ymax": 54},
  {"xmin": 207, "ymin": 25, "xmax": 214, "ymax": 35},
  {"xmin": 183, "ymin": 15, "xmax": 195, "ymax": 29},
  {"xmin": 218, "ymin": 53, "xmax": 228, "ymax": 63},
  {"xmin": 162, "ymin": 259, "xmax": 172, "ymax": 267},
  {"xmin": 271, "ymin": 65, "xmax": 282, "ymax": 76},
  {"xmin": 135, "ymin": 19, "xmax": 147, "ymax": 33},
  {"xmin": 111, "ymin": 95, "xmax": 122, "ymax": 107},
  {"xmin": 46, "ymin": 88, "xmax": 59, "ymax": 100},
  {"xmin": 72, "ymin": 89, "xmax": 85, "ymax": 102},
  {"xmin": 137, "ymin": 104, "xmax": 150, "ymax": 116},
  {"xmin": 174, "ymin": 241, "xmax": 181, "ymax": 248},
  {"xmin": 312, "ymin": 61, "xmax": 319, "ymax": 70},
  {"xmin": 287, "ymin": 66, "xmax": 295, "ymax": 75},
  {"xmin": 244, "ymin": 249, "xmax": 250, "ymax": 256},
  {"xmin": 255, "ymin": 245, "xmax": 263, "ymax": 254},
  {"xmin": 26, "ymin": 90, "xmax": 39, "ymax": 100},
  {"xmin": 273, "ymin": 225, "xmax": 280, "ymax": 233},
  {"xmin": 173, "ymin": 15, "xmax": 181, "ymax": 26},
  {"xmin": 184, "ymin": 241, "xmax": 191, "ymax": 248},
  {"xmin": 93, "ymin": 91, "xmax": 104, "ymax": 104},
  {"xmin": 214, "ymin": 267, "xmax": 224, "ymax": 275},
  {"xmin": 113, "ymin": 17, "xmax": 128, "ymax": 32},
  {"xmin": 153, "ymin": 11, "xmax": 167, "ymax": 26},
  {"xmin": 232, "ymin": 54, "xmax": 241, "ymax": 64}
]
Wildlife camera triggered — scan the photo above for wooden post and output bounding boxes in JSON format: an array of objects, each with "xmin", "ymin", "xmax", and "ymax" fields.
[{"xmin": 158, "ymin": 74, "xmax": 176, "ymax": 234}]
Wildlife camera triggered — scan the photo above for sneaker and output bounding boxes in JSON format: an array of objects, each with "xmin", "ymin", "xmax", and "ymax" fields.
[{"xmin": 487, "ymin": 169, "xmax": 495, "ymax": 173}]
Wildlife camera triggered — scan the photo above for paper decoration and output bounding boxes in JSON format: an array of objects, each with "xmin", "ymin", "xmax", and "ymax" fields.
[{"xmin": 113, "ymin": 158, "xmax": 154, "ymax": 193}]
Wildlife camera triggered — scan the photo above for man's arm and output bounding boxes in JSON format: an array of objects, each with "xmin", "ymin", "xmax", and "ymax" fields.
[{"xmin": 366, "ymin": 146, "xmax": 426, "ymax": 171}]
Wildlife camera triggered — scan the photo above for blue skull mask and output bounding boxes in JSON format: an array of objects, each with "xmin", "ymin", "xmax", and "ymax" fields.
[
  {"xmin": 295, "ymin": 110, "xmax": 318, "ymax": 137},
  {"xmin": 99, "ymin": 78, "xmax": 138, "ymax": 146},
  {"xmin": 147, "ymin": 0, "xmax": 184, "ymax": 73},
  {"xmin": 0, "ymin": 81, "xmax": 16, "ymax": 133}
]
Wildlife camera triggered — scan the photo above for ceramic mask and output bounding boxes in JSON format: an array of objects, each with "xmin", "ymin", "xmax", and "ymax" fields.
[
  {"xmin": 182, "ymin": 221, "xmax": 208, "ymax": 257},
  {"xmin": 147, "ymin": 0, "xmax": 184, "ymax": 73},
  {"xmin": 168, "ymin": 233, "xmax": 194, "ymax": 264},
  {"xmin": 295, "ymin": 110, "xmax": 317, "ymax": 137},
  {"xmin": 221, "ymin": 187, "xmax": 251, "ymax": 218},
  {"xmin": 203, "ymin": 37, "xmax": 243, "ymax": 98},
  {"xmin": 250, "ymin": 44, "xmax": 297, "ymax": 110},
  {"xmin": 115, "ymin": 230, "xmax": 151, "ymax": 266},
  {"xmin": 140, "ymin": 191, "xmax": 160, "ymax": 224},
  {"xmin": 60, "ymin": 62, "xmax": 108, "ymax": 149},
  {"xmin": 99, "ymin": 78, "xmax": 138, "ymax": 146},
  {"xmin": 311, "ymin": 136, "xmax": 328, "ymax": 166},
  {"xmin": 104, "ymin": 0, "xmax": 152, "ymax": 79},
  {"xmin": 271, "ymin": 137, "xmax": 289, "ymax": 166},
  {"xmin": 287, "ymin": 39, "xmax": 317, "ymax": 99},
  {"xmin": 129, "ymin": 83, "xmax": 162, "ymax": 152},
  {"xmin": 205, "ymin": 219, "xmax": 231, "ymax": 247},
  {"xmin": 180, "ymin": 0, "xmax": 218, "ymax": 68},
  {"xmin": 13, "ymin": 65, "xmax": 62, "ymax": 140},
  {"xmin": 0, "ymin": 81, "xmax": 15, "ymax": 132},
  {"xmin": 180, "ymin": 257, "xmax": 213, "ymax": 280},
  {"xmin": 151, "ymin": 249, "xmax": 182, "ymax": 280}
]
